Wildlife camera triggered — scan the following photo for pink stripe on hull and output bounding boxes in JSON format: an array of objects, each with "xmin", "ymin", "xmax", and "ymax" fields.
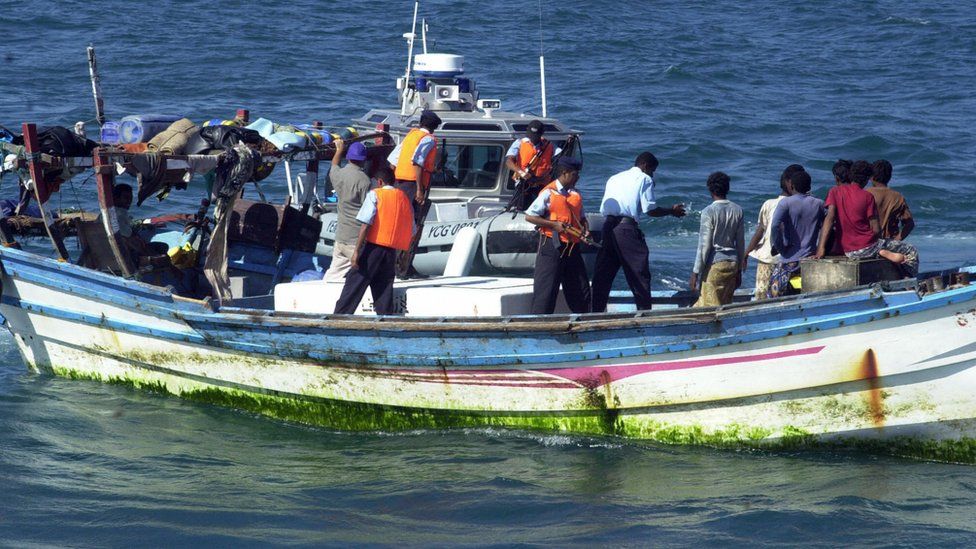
[
  {"xmin": 538, "ymin": 346, "xmax": 826, "ymax": 386},
  {"xmin": 347, "ymin": 346, "xmax": 825, "ymax": 389}
]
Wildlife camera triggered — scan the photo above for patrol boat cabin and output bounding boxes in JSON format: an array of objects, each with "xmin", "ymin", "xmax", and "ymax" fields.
[{"xmin": 314, "ymin": 52, "xmax": 593, "ymax": 277}]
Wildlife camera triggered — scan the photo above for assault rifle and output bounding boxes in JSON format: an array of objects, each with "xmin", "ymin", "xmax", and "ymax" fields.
[
  {"xmin": 562, "ymin": 225, "xmax": 601, "ymax": 248},
  {"xmin": 503, "ymin": 141, "xmax": 550, "ymax": 215}
]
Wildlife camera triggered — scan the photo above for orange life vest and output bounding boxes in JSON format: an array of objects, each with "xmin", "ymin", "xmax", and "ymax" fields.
[
  {"xmin": 366, "ymin": 187, "xmax": 414, "ymax": 251},
  {"xmin": 517, "ymin": 138, "xmax": 553, "ymax": 178},
  {"xmin": 539, "ymin": 181, "xmax": 584, "ymax": 243},
  {"xmin": 394, "ymin": 128, "xmax": 438, "ymax": 187}
]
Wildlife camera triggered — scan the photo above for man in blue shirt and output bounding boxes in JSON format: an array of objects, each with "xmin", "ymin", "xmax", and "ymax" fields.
[
  {"xmin": 590, "ymin": 152, "xmax": 686, "ymax": 312},
  {"xmin": 767, "ymin": 169, "xmax": 825, "ymax": 297}
]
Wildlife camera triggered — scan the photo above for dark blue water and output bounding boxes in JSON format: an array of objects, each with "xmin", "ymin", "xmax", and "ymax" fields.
[{"xmin": 2, "ymin": 1, "xmax": 976, "ymax": 545}]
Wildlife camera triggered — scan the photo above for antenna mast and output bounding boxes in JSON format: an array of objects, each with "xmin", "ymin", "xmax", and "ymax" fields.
[
  {"xmin": 538, "ymin": 1, "xmax": 547, "ymax": 117},
  {"xmin": 400, "ymin": 1, "xmax": 420, "ymax": 115},
  {"xmin": 422, "ymin": 18, "xmax": 429, "ymax": 54}
]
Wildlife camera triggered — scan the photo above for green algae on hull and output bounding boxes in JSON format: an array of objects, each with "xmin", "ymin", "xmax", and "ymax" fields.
[{"xmin": 46, "ymin": 365, "xmax": 976, "ymax": 465}]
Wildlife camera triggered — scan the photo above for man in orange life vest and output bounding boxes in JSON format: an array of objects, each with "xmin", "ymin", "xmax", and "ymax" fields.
[
  {"xmin": 387, "ymin": 109, "xmax": 442, "ymax": 208},
  {"xmin": 505, "ymin": 120, "xmax": 554, "ymax": 209},
  {"xmin": 333, "ymin": 167, "xmax": 415, "ymax": 315},
  {"xmin": 524, "ymin": 156, "xmax": 591, "ymax": 314}
]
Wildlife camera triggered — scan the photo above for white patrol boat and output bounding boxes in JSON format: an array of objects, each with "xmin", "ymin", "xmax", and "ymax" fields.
[{"xmin": 313, "ymin": 37, "xmax": 600, "ymax": 277}]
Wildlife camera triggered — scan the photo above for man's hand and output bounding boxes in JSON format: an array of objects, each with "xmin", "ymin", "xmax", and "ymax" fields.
[
  {"xmin": 813, "ymin": 246, "xmax": 825, "ymax": 260},
  {"xmin": 690, "ymin": 272, "xmax": 699, "ymax": 291},
  {"xmin": 415, "ymin": 191, "xmax": 426, "ymax": 204},
  {"xmin": 350, "ymin": 251, "xmax": 359, "ymax": 270},
  {"xmin": 551, "ymin": 221, "xmax": 566, "ymax": 234},
  {"xmin": 671, "ymin": 203, "xmax": 687, "ymax": 217},
  {"xmin": 334, "ymin": 138, "xmax": 345, "ymax": 153}
]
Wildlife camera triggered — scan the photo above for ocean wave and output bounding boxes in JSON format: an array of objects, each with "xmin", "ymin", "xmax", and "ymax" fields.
[{"xmin": 882, "ymin": 15, "xmax": 931, "ymax": 26}]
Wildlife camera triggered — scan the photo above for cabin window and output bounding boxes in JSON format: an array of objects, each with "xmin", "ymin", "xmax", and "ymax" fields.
[
  {"xmin": 511, "ymin": 123, "xmax": 561, "ymax": 133},
  {"xmin": 440, "ymin": 123, "xmax": 503, "ymax": 131},
  {"xmin": 430, "ymin": 143, "xmax": 504, "ymax": 189}
]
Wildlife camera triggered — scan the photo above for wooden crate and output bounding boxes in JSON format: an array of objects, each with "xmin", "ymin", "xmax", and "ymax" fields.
[{"xmin": 800, "ymin": 257, "xmax": 905, "ymax": 293}]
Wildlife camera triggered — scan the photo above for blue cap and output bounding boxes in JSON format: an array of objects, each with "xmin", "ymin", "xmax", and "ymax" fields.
[
  {"xmin": 347, "ymin": 142, "xmax": 367, "ymax": 162},
  {"xmin": 557, "ymin": 156, "xmax": 582, "ymax": 172}
]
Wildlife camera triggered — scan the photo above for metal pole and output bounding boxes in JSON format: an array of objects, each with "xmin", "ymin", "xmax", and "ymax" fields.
[
  {"xmin": 300, "ymin": 159, "xmax": 319, "ymax": 216},
  {"xmin": 539, "ymin": 55, "xmax": 548, "ymax": 118},
  {"xmin": 21, "ymin": 123, "xmax": 70, "ymax": 261},
  {"xmin": 87, "ymin": 45, "xmax": 106, "ymax": 126}
]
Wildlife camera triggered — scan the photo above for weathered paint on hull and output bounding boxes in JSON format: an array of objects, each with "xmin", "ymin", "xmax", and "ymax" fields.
[
  {"xmin": 6, "ymin": 302, "xmax": 976, "ymax": 464},
  {"xmin": 2, "ymin": 246, "xmax": 976, "ymax": 463}
]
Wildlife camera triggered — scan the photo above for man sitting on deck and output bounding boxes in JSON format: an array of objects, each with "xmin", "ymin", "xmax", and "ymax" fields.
[
  {"xmin": 814, "ymin": 160, "xmax": 919, "ymax": 277},
  {"xmin": 95, "ymin": 183, "xmax": 161, "ymax": 260},
  {"xmin": 767, "ymin": 170, "xmax": 824, "ymax": 298},
  {"xmin": 333, "ymin": 167, "xmax": 414, "ymax": 316},
  {"xmin": 868, "ymin": 159, "xmax": 915, "ymax": 241}
]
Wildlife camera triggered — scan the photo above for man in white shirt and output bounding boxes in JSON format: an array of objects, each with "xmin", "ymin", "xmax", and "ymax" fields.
[{"xmin": 590, "ymin": 152, "xmax": 686, "ymax": 312}]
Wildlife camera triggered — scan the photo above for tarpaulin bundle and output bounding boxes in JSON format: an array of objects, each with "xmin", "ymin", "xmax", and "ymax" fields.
[
  {"xmin": 204, "ymin": 143, "xmax": 261, "ymax": 303},
  {"xmin": 11, "ymin": 126, "xmax": 98, "ymax": 185},
  {"xmin": 185, "ymin": 125, "xmax": 262, "ymax": 155}
]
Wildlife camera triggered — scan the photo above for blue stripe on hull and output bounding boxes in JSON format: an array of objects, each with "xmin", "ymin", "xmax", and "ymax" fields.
[{"xmin": 3, "ymin": 246, "xmax": 976, "ymax": 369}]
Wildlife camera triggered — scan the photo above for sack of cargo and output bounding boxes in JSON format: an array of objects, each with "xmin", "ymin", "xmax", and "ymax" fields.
[{"xmin": 147, "ymin": 118, "xmax": 199, "ymax": 154}]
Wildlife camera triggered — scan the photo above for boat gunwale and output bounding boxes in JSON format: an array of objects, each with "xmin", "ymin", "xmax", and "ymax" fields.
[{"xmin": 3, "ymin": 245, "xmax": 975, "ymax": 336}]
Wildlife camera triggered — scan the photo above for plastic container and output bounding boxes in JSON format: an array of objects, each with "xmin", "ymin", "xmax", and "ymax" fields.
[
  {"xmin": 100, "ymin": 121, "xmax": 122, "ymax": 144},
  {"xmin": 120, "ymin": 114, "xmax": 182, "ymax": 144}
]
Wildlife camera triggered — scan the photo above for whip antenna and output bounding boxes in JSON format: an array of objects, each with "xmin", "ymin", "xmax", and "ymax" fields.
[{"xmin": 400, "ymin": 1, "xmax": 420, "ymax": 115}]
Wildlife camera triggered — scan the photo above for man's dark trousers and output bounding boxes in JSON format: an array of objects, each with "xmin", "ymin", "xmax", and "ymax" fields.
[
  {"xmin": 590, "ymin": 215, "xmax": 653, "ymax": 312},
  {"xmin": 334, "ymin": 242, "xmax": 398, "ymax": 315},
  {"xmin": 531, "ymin": 236, "xmax": 591, "ymax": 314}
]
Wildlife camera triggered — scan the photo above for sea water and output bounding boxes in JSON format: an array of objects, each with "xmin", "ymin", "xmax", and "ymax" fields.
[{"xmin": 1, "ymin": 1, "xmax": 975, "ymax": 545}]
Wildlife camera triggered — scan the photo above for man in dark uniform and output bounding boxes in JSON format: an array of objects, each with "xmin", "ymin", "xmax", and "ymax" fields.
[
  {"xmin": 524, "ymin": 156, "xmax": 591, "ymax": 314},
  {"xmin": 333, "ymin": 167, "xmax": 414, "ymax": 315},
  {"xmin": 590, "ymin": 152, "xmax": 686, "ymax": 312}
]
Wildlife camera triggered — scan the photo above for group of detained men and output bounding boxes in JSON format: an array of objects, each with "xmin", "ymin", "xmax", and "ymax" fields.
[
  {"xmin": 519, "ymin": 153, "xmax": 919, "ymax": 312},
  {"xmin": 320, "ymin": 110, "xmax": 918, "ymax": 315}
]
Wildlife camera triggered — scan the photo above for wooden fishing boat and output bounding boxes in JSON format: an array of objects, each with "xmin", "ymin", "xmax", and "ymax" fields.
[
  {"xmin": 2, "ymin": 236, "xmax": 976, "ymax": 463},
  {"xmin": 2, "ymin": 109, "xmax": 975, "ymax": 465}
]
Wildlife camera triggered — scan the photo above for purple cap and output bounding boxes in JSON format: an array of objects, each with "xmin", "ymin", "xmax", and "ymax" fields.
[{"xmin": 346, "ymin": 142, "xmax": 367, "ymax": 161}]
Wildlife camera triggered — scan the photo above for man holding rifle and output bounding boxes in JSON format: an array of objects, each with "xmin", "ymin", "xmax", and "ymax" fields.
[
  {"xmin": 524, "ymin": 156, "xmax": 591, "ymax": 314},
  {"xmin": 387, "ymin": 109, "xmax": 442, "ymax": 277},
  {"xmin": 505, "ymin": 120, "xmax": 554, "ymax": 211}
]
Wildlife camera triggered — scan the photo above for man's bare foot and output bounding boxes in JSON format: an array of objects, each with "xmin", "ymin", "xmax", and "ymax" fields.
[{"xmin": 879, "ymin": 249, "xmax": 906, "ymax": 264}]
